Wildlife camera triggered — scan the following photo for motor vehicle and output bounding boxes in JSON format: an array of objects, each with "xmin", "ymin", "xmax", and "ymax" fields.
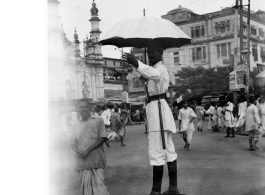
[{"xmin": 201, "ymin": 94, "xmax": 225, "ymax": 111}]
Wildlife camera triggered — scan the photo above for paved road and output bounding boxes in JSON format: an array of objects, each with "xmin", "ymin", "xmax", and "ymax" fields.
[{"xmin": 49, "ymin": 120, "xmax": 265, "ymax": 195}]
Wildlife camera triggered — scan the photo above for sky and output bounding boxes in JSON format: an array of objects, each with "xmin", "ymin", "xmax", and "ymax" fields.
[{"xmin": 58, "ymin": 0, "xmax": 265, "ymax": 58}]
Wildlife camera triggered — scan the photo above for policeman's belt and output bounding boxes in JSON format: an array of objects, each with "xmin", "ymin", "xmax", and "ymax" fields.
[{"xmin": 147, "ymin": 93, "xmax": 167, "ymax": 104}]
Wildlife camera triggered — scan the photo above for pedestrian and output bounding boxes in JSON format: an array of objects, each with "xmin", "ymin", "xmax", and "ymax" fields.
[
  {"xmin": 224, "ymin": 96, "xmax": 235, "ymax": 138},
  {"xmin": 245, "ymin": 97, "xmax": 263, "ymax": 151},
  {"xmin": 70, "ymin": 98, "xmax": 110, "ymax": 195},
  {"xmin": 236, "ymin": 97, "xmax": 247, "ymax": 131},
  {"xmin": 173, "ymin": 105, "xmax": 179, "ymax": 121},
  {"xmin": 216, "ymin": 102, "xmax": 224, "ymax": 131},
  {"xmin": 122, "ymin": 42, "xmax": 181, "ymax": 195},
  {"xmin": 110, "ymin": 107, "xmax": 126, "ymax": 147},
  {"xmin": 101, "ymin": 105, "xmax": 111, "ymax": 129},
  {"xmin": 178, "ymin": 101, "xmax": 197, "ymax": 150},
  {"xmin": 206, "ymin": 102, "xmax": 217, "ymax": 132},
  {"xmin": 195, "ymin": 102, "xmax": 204, "ymax": 131}
]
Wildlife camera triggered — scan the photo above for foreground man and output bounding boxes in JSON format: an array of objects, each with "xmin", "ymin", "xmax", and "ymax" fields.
[
  {"xmin": 122, "ymin": 43, "xmax": 181, "ymax": 195},
  {"xmin": 71, "ymin": 98, "xmax": 110, "ymax": 195}
]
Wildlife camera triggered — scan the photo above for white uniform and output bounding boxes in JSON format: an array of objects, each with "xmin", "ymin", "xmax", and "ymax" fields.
[
  {"xmin": 137, "ymin": 60, "xmax": 177, "ymax": 166},
  {"xmin": 178, "ymin": 107, "xmax": 197, "ymax": 144},
  {"xmin": 224, "ymin": 102, "xmax": 234, "ymax": 127}
]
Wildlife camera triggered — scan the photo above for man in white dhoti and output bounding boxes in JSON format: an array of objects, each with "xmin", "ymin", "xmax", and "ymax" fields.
[
  {"xmin": 195, "ymin": 102, "xmax": 204, "ymax": 131},
  {"xmin": 236, "ymin": 97, "xmax": 247, "ymax": 131},
  {"xmin": 178, "ymin": 101, "xmax": 197, "ymax": 150},
  {"xmin": 216, "ymin": 102, "xmax": 224, "ymax": 131},
  {"xmin": 206, "ymin": 103, "xmax": 217, "ymax": 132},
  {"xmin": 224, "ymin": 97, "xmax": 235, "ymax": 138},
  {"xmin": 245, "ymin": 97, "xmax": 263, "ymax": 151},
  {"xmin": 71, "ymin": 98, "xmax": 110, "ymax": 195},
  {"xmin": 122, "ymin": 43, "xmax": 181, "ymax": 195}
]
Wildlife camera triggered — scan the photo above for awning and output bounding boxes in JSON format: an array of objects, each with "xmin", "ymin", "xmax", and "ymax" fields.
[{"xmin": 256, "ymin": 70, "xmax": 265, "ymax": 78}]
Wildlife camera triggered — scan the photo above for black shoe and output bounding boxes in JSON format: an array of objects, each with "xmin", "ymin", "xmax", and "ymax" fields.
[
  {"xmin": 149, "ymin": 191, "xmax": 161, "ymax": 195},
  {"xmin": 162, "ymin": 189, "xmax": 181, "ymax": 195},
  {"xmin": 230, "ymin": 135, "xmax": 235, "ymax": 138},
  {"xmin": 224, "ymin": 135, "xmax": 230, "ymax": 138}
]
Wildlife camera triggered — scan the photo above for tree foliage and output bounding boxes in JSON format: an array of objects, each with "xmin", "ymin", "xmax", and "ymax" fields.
[{"xmin": 174, "ymin": 66, "xmax": 230, "ymax": 100}]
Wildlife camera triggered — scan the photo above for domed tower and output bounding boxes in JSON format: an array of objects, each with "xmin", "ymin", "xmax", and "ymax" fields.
[
  {"xmin": 85, "ymin": 0, "xmax": 104, "ymax": 66},
  {"xmin": 73, "ymin": 28, "xmax": 81, "ymax": 57}
]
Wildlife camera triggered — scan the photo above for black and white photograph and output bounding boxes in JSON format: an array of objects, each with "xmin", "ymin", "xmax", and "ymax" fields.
[{"xmin": 46, "ymin": 0, "xmax": 265, "ymax": 195}]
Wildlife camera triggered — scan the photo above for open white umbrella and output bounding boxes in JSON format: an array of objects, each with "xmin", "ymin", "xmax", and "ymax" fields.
[{"xmin": 99, "ymin": 16, "xmax": 191, "ymax": 49}]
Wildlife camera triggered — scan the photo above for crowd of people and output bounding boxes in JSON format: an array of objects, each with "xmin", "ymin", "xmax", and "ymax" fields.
[{"xmin": 172, "ymin": 94, "xmax": 265, "ymax": 151}]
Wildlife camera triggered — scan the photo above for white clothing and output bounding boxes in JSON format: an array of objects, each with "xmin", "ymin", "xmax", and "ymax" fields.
[
  {"xmin": 217, "ymin": 107, "xmax": 223, "ymax": 118},
  {"xmin": 148, "ymin": 131, "xmax": 177, "ymax": 166},
  {"xmin": 238, "ymin": 102, "xmax": 247, "ymax": 117},
  {"xmin": 206, "ymin": 106, "xmax": 217, "ymax": 127},
  {"xmin": 178, "ymin": 107, "xmax": 197, "ymax": 143},
  {"xmin": 137, "ymin": 61, "xmax": 176, "ymax": 133},
  {"xmin": 101, "ymin": 109, "xmax": 111, "ymax": 125},
  {"xmin": 235, "ymin": 101, "xmax": 247, "ymax": 128},
  {"xmin": 245, "ymin": 104, "xmax": 260, "ymax": 131},
  {"xmin": 224, "ymin": 102, "xmax": 234, "ymax": 127},
  {"xmin": 71, "ymin": 111, "xmax": 78, "ymax": 125}
]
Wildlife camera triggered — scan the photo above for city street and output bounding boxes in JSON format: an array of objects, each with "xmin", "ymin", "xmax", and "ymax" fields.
[{"xmin": 49, "ymin": 119, "xmax": 265, "ymax": 195}]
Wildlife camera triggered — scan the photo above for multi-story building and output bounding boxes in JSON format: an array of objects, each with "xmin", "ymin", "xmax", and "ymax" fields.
[
  {"xmin": 161, "ymin": 5, "xmax": 265, "ymax": 84},
  {"xmin": 102, "ymin": 57, "xmax": 130, "ymax": 98}
]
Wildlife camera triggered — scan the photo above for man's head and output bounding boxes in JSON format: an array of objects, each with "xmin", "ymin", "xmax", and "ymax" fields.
[
  {"xmin": 250, "ymin": 97, "xmax": 257, "ymax": 105},
  {"xmin": 77, "ymin": 98, "xmax": 91, "ymax": 120},
  {"xmin": 114, "ymin": 107, "xmax": 119, "ymax": 113},
  {"xmin": 147, "ymin": 43, "xmax": 164, "ymax": 66},
  {"xmin": 183, "ymin": 101, "xmax": 188, "ymax": 109}
]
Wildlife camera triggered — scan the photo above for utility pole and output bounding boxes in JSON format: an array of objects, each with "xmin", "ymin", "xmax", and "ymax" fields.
[
  {"xmin": 121, "ymin": 47, "xmax": 126, "ymax": 91},
  {"xmin": 239, "ymin": 0, "xmax": 245, "ymax": 96},
  {"xmin": 246, "ymin": 0, "xmax": 251, "ymax": 106},
  {"xmin": 240, "ymin": 0, "xmax": 244, "ymax": 62},
  {"xmin": 233, "ymin": 0, "xmax": 239, "ymax": 105}
]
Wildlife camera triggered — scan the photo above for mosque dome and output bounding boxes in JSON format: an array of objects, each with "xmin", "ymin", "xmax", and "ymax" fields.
[
  {"xmin": 90, "ymin": 0, "xmax": 98, "ymax": 15},
  {"xmin": 167, "ymin": 5, "xmax": 193, "ymax": 15}
]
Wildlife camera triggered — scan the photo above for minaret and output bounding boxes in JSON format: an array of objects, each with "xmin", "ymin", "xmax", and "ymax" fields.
[
  {"xmin": 84, "ymin": 0, "xmax": 104, "ymax": 66},
  {"xmin": 73, "ymin": 28, "xmax": 81, "ymax": 57}
]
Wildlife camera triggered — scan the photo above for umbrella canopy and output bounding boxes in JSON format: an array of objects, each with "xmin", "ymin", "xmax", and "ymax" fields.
[{"xmin": 99, "ymin": 16, "xmax": 191, "ymax": 49}]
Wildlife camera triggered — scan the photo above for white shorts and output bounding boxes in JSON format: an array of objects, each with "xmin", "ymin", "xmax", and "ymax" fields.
[{"xmin": 148, "ymin": 131, "xmax": 177, "ymax": 166}]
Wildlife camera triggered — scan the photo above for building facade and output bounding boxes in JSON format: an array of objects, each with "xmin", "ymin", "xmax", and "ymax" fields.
[
  {"xmin": 48, "ymin": 0, "xmax": 104, "ymax": 101},
  {"xmin": 103, "ymin": 57, "xmax": 130, "ymax": 98},
  {"xmin": 161, "ymin": 5, "xmax": 265, "ymax": 84}
]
